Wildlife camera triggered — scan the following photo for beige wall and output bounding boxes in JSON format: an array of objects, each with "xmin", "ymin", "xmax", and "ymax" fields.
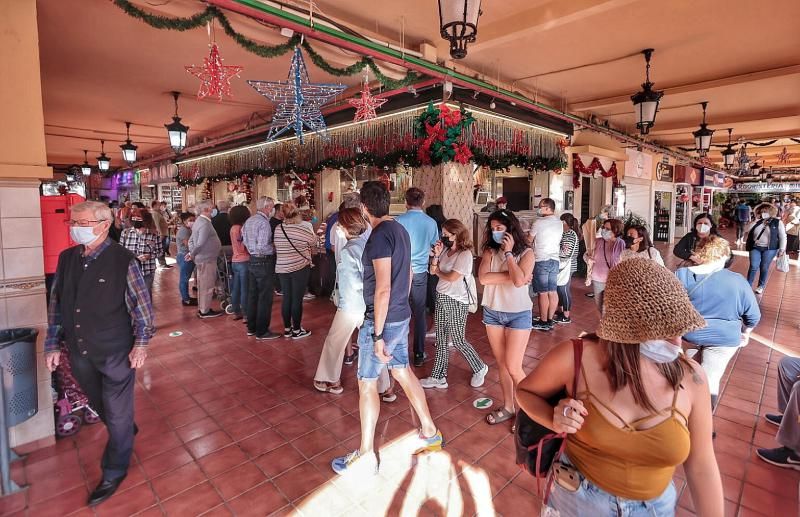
[{"xmin": 0, "ymin": 0, "xmax": 55, "ymax": 449}]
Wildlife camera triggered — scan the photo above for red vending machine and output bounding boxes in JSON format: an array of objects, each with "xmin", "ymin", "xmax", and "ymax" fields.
[{"xmin": 40, "ymin": 194, "xmax": 85, "ymax": 274}]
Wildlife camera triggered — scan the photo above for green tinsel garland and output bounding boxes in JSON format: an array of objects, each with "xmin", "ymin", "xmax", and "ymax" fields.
[{"xmin": 113, "ymin": 0, "xmax": 419, "ymax": 87}]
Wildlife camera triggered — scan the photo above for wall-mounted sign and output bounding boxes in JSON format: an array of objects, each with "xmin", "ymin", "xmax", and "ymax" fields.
[
  {"xmin": 625, "ymin": 149, "xmax": 653, "ymax": 180},
  {"xmin": 674, "ymin": 165, "xmax": 702, "ymax": 185},
  {"xmin": 734, "ymin": 182, "xmax": 800, "ymax": 193},
  {"xmin": 655, "ymin": 162, "xmax": 674, "ymax": 182}
]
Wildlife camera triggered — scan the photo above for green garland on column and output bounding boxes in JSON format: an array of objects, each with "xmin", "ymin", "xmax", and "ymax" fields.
[{"xmin": 112, "ymin": 0, "xmax": 420, "ymax": 87}]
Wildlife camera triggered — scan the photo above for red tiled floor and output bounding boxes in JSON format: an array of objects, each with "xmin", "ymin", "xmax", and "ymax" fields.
[{"xmin": 3, "ymin": 232, "xmax": 798, "ymax": 515}]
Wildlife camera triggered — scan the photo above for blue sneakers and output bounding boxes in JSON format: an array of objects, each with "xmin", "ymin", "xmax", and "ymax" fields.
[
  {"xmin": 413, "ymin": 429, "xmax": 445, "ymax": 455},
  {"xmin": 331, "ymin": 450, "xmax": 378, "ymax": 475}
]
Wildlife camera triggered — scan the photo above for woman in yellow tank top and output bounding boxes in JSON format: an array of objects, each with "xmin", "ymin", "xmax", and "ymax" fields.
[{"xmin": 518, "ymin": 258, "xmax": 724, "ymax": 517}]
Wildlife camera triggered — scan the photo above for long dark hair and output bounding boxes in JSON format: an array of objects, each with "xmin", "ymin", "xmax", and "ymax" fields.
[
  {"xmin": 482, "ymin": 210, "xmax": 528, "ymax": 256},
  {"xmin": 692, "ymin": 213, "xmax": 719, "ymax": 237},
  {"xmin": 229, "ymin": 205, "xmax": 250, "ymax": 226},
  {"xmin": 426, "ymin": 204, "xmax": 446, "ymax": 233},
  {"xmin": 628, "ymin": 224, "xmax": 654, "ymax": 253},
  {"xmin": 560, "ymin": 213, "xmax": 580, "ymax": 234}
]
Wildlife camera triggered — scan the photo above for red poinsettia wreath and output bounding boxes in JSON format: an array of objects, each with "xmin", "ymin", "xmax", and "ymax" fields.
[{"xmin": 414, "ymin": 103, "xmax": 475, "ymax": 165}]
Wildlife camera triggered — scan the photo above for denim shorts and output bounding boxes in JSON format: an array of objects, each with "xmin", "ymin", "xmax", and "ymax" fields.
[
  {"xmin": 482, "ymin": 307, "xmax": 532, "ymax": 330},
  {"xmin": 357, "ymin": 318, "xmax": 411, "ymax": 380},
  {"xmin": 544, "ymin": 454, "xmax": 677, "ymax": 517},
  {"xmin": 532, "ymin": 259, "xmax": 559, "ymax": 294}
]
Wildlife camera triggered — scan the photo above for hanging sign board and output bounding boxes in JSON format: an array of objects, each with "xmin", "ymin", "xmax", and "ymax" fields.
[{"xmin": 655, "ymin": 162, "xmax": 674, "ymax": 182}]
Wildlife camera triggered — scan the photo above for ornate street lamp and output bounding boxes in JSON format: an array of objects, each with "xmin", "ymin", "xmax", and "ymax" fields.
[
  {"xmin": 165, "ymin": 91, "xmax": 189, "ymax": 154},
  {"xmin": 80, "ymin": 150, "xmax": 92, "ymax": 176},
  {"xmin": 120, "ymin": 121, "xmax": 138, "ymax": 164},
  {"xmin": 630, "ymin": 49, "xmax": 664, "ymax": 135},
  {"xmin": 720, "ymin": 128, "xmax": 736, "ymax": 169},
  {"xmin": 692, "ymin": 101, "xmax": 714, "ymax": 157},
  {"xmin": 438, "ymin": 0, "xmax": 482, "ymax": 59},
  {"xmin": 97, "ymin": 140, "xmax": 111, "ymax": 172}
]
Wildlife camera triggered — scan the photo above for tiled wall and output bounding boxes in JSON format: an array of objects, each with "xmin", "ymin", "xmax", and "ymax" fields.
[{"xmin": 0, "ymin": 178, "xmax": 55, "ymax": 448}]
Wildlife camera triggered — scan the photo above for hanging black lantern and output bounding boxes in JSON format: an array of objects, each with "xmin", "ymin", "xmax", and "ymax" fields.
[
  {"xmin": 165, "ymin": 91, "xmax": 189, "ymax": 154},
  {"xmin": 120, "ymin": 121, "xmax": 138, "ymax": 164},
  {"xmin": 80, "ymin": 149, "xmax": 92, "ymax": 176},
  {"xmin": 630, "ymin": 49, "xmax": 664, "ymax": 135},
  {"xmin": 692, "ymin": 101, "xmax": 714, "ymax": 157},
  {"xmin": 720, "ymin": 128, "xmax": 737, "ymax": 169},
  {"xmin": 97, "ymin": 140, "xmax": 111, "ymax": 172},
  {"xmin": 438, "ymin": 0, "xmax": 482, "ymax": 59}
]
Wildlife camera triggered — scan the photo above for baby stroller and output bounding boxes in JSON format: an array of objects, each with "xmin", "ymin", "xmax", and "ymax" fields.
[
  {"xmin": 52, "ymin": 342, "xmax": 101, "ymax": 437},
  {"xmin": 216, "ymin": 251, "xmax": 234, "ymax": 314}
]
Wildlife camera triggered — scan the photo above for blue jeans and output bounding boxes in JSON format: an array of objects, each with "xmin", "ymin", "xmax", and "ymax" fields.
[
  {"xmin": 546, "ymin": 454, "xmax": 677, "ymax": 517},
  {"xmin": 357, "ymin": 318, "xmax": 411, "ymax": 380},
  {"xmin": 231, "ymin": 261, "xmax": 250, "ymax": 315},
  {"xmin": 176, "ymin": 254, "xmax": 195, "ymax": 302},
  {"xmin": 747, "ymin": 247, "xmax": 778, "ymax": 288}
]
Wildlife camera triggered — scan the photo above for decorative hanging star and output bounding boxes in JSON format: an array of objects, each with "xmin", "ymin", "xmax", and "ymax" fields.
[
  {"xmin": 777, "ymin": 146, "xmax": 792, "ymax": 164},
  {"xmin": 247, "ymin": 47, "xmax": 346, "ymax": 144},
  {"xmin": 348, "ymin": 82, "xmax": 388, "ymax": 122},
  {"xmin": 185, "ymin": 43, "xmax": 244, "ymax": 101}
]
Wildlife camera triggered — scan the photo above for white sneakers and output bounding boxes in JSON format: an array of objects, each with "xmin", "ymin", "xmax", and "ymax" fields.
[
  {"xmin": 471, "ymin": 364, "xmax": 489, "ymax": 388},
  {"xmin": 420, "ymin": 377, "xmax": 449, "ymax": 389}
]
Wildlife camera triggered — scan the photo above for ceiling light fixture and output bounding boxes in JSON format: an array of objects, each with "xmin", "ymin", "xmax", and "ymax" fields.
[
  {"xmin": 97, "ymin": 140, "xmax": 111, "ymax": 172},
  {"xmin": 489, "ymin": 98, "xmax": 496, "ymax": 110},
  {"xmin": 630, "ymin": 49, "xmax": 664, "ymax": 135},
  {"xmin": 81, "ymin": 150, "xmax": 92, "ymax": 176},
  {"xmin": 720, "ymin": 128, "xmax": 737, "ymax": 169},
  {"xmin": 692, "ymin": 101, "xmax": 714, "ymax": 157},
  {"xmin": 165, "ymin": 91, "xmax": 189, "ymax": 154},
  {"xmin": 438, "ymin": 0, "xmax": 482, "ymax": 59},
  {"xmin": 472, "ymin": 90, "xmax": 479, "ymax": 99},
  {"xmin": 120, "ymin": 121, "xmax": 138, "ymax": 164}
]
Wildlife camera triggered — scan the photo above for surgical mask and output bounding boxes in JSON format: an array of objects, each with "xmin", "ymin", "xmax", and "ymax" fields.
[
  {"xmin": 441, "ymin": 236, "xmax": 453, "ymax": 248},
  {"xmin": 696, "ymin": 223, "xmax": 711, "ymax": 234},
  {"xmin": 601, "ymin": 229, "xmax": 613, "ymax": 240},
  {"xmin": 639, "ymin": 340, "xmax": 682, "ymax": 363},
  {"xmin": 132, "ymin": 220, "xmax": 144, "ymax": 229},
  {"xmin": 623, "ymin": 235, "xmax": 635, "ymax": 248},
  {"xmin": 492, "ymin": 230, "xmax": 505, "ymax": 244},
  {"xmin": 70, "ymin": 225, "xmax": 99, "ymax": 246},
  {"xmin": 536, "ymin": 209, "xmax": 544, "ymax": 217},
  {"xmin": 211, "ymin": 208, "xmax": 218, "ymax": 217},
  {"xmin": 311, "ymin": 216, "xmax": 319, "ymax": 225},
  {"xmin": 761, "ymin": 212, "xmax": 770, "ymax": 220}
]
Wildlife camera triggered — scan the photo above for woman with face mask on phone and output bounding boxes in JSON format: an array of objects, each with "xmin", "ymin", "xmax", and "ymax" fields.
[
  {"xmin": 478, "ymin": 210, "xmax": 534, "ymax": 431},
  {"xmin": 587, "ymin": 218, "xmax": 624, "ymax": 312},
  {"xmin": 673, "ymin": 213, "xmax": 719, "ymax": 266}
]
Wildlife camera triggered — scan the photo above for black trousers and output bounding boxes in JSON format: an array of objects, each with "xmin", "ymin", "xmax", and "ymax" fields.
[
  {"xmin": 319, "ymin": 250, "xmax": 336, "ymax": 297},
  {"xmin": 69, "ymin": 348, "xmax": 135, "ymax": 481},
  {"xmin": 409, "ymin": 272, "xmax": 428, "ymax": 357},
  {"xmin": 278, "ymin": 266, "xmax": 311, "ymax": 330},
  {"xmin": 247, "ymin": 255, "xmax": 276, "ymax": 336}
]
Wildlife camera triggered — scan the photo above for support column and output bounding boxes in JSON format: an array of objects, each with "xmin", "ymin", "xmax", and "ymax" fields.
[
  {"xmin": 0, "ymin": 0, "xmax": 55, "ymax": 449},
  {"xmin": 414, "ymin": 162, "xmax": 475, "ymax": 240}
]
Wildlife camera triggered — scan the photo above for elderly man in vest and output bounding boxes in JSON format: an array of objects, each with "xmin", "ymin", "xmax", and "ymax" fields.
[{"xmin": 44, "ymin": 201, "xmax": 154, "ymax": 506}]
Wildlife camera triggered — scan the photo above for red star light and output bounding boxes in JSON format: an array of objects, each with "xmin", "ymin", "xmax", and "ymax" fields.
[
  {"xmin": 348, "ymin": 83, "xmax": 388, "ymax": 122},
  {"xmin": 186, "ymin": 43, "xmax": 244, "ymax": 101}
]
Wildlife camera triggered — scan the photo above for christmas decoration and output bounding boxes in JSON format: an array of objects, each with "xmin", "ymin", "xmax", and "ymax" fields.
[
  {"xmin": 348, "ymin": 81, "xmax": 388, "ymax": 122},
  {"xmin": 248, "ymin": 47, "xmax": 346, "ymax": 144},
  {"xmin": 201, "ymin": 178, "xmax": 212, "ymax": 200},
  {"xmin": 414, "ymin": 103, "xmax": 475, "ymax": 165},
  {"xmin": 572, "ymin": 154, "xmax": 618, "ymax": 188},
  {"xmin": 777, "ymin": 147, "xmax": 792, "ymax": 165},
  {"xmin": 186, "ymin": 43, "xmax": 244, "ymax": 100},
  {"xmin": 240, "ymin": 174, "xmax": 253, "ymax": 203}
]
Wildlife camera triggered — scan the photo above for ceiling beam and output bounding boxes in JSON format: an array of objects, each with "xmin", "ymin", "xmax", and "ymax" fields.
[
  {"xmin": 466, "ymin": 0, "xmax": 638, "ymax": 54},
  {"xmin": 647, "ymin": 110, "xmax": 799, "ymax": 134},
  {"xmin": 571, "ymin": 64, "xmax": 800, "ymax": 111}
]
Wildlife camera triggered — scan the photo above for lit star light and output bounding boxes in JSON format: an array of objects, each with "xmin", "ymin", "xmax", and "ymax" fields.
[
  {"xmin": 185, "ymin": 43, "xmax": 244, "ymax": 101},
  {"xmin": 348, "ymin": 82, "xmax": 388, "ymax": 122},
  {"xmin": 247, "ymin": 47, "xmax": 346, "ymax": 144}
]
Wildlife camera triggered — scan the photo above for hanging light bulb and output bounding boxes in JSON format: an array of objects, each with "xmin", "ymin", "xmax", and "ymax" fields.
[
  {"xmin": 720, "ymin": 128, "xmax": 737, "ymax": 169},
  {"xmin": 165, "ymin": 91, "xmax": 189, "ymax": 154},
  {"xmin": 692, "ymin": 101, "xmax": 714, "ymax": 157},
  {"xmin": 120, "ymin": 121, "xmax": 138, "ymax": 164},
  {"xmin": 489, "ymin": 98, "xmax": 496, "ymax": 110},
  {"xmin": 97, "ymin": 140, "xmax": 111, "ymax": 171},
  {"xmin": 80, "ymin": 150, "xmax": 92, "ymax": 175},
  {"xmin": 630, "ymin": 49, "xmax": 664, "ymax": 135}
]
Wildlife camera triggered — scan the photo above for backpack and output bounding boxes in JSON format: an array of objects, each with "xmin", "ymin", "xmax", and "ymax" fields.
[{"xmin": 515, "ymin": 339, "xmax": 584, "ymax": 499}]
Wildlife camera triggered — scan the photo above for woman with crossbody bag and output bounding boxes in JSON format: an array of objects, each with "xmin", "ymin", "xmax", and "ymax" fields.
[
  {"xmin": 274, "ymin": 202, "xmax": 320, "ymax": 339},
  {"xmin": 420, "ymin": 219, "xmax": 489, "ymax": 390},
  {"xmin": 517, "ymin": 258, "xmax": 723, "ymax": 517},
  {"xmin": 745, "ymin": 202, "xmax": 787, "ymax": 294},
  {"xmin": 587, "ymin": 218, "xmax": 625, "ymax": 313}
]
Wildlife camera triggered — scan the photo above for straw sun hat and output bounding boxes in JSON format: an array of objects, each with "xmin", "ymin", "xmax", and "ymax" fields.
[{"xmin": 597, "ymin": 258, "xmax": 706, "ymax": 344}]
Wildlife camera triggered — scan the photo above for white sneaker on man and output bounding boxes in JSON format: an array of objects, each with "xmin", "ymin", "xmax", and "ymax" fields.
[
  {"xmin": 420, "ymin": 377, "xmax": 449, "ymax": 389},
  {"xmin": 470, "ymin": 364, "xmax": 489, "ymax": 388}
]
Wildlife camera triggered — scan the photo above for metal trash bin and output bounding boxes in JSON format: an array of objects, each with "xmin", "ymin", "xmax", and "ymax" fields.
[
  {"xmin": 0, "ymin": 328, "xmax": 39, "ymax": 495},
  {"xmin": 0, "ymin": 328, "xmax": 39, "ymax": 426}
]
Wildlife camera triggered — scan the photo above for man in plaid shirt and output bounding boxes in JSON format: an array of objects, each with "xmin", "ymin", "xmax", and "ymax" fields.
[{"xmin": 120, "ymin": 209, "xmax": 163, "ymax": 293}]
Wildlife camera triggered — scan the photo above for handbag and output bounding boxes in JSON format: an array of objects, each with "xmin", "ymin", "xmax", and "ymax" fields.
[
  {"xmin": 777, "ymin": 252, "xmax": 790, "ymax": 273},
  {"xmin": 463, "ymin": 275, "xmax": 479, "ymax": 313},
  {"xmin": 515, "ymin": 339, "xmax": 584, "ymax": 501}
]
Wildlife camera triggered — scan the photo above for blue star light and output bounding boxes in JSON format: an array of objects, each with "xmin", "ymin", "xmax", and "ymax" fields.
[{"xmin": 248, "ymin": 47, "xmax": 346, "ymax": 144}]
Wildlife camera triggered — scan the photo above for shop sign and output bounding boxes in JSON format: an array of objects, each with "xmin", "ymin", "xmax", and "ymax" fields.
[
  {"xmin": 625, "ymin": 149, "xmax": 653, "ymax": 180},
  {"xmin": 734, "ymin": 182, "xmax": 800, "ymax": 193},
  {"xmin": 714, "ymin": 173, "xmax": 726, "ymax": 188},
  {"xmin": 655, "ymin": 162, "xmax": 674, "ymax": 182},
  {"xmin": 674, "ymin": 165, "xmax": 702, "ymax": 185}
]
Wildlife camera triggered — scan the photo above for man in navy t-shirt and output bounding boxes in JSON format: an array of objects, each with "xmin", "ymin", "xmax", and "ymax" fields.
[{"xmin": 331, "ymin": 181, "xmax": 443, "ymax": 475}]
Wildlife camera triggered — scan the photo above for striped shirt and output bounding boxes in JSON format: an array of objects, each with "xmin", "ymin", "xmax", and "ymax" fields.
[
  {"xmin": 274, "ymin": 222, "xmax": 320, "ymax": 273},
  {"xmin": 559, "ymin": 229, "xmax": 579, "ymax": 273}
]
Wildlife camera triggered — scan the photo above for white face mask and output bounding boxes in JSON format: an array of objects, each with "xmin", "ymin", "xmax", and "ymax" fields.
[
  {"xmin": 696, "ymin": 223, "xmax": 711, "ymax": 234},
  {"xmin": 761, "ymin": 212, "xmax": 770, "ymax": 220},
  {"xmin": 640, "ymin": 339, "xmax": 682, "ymax": 363},
  {"xmin": 70, "ymin": 225, "xmax": 100, "ymax": 246},
  {"xmin": 601, "ymin": 229, "xmax": 613, "ymax": 240}
]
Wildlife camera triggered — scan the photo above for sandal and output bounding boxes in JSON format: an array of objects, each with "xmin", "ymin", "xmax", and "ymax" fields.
[
  {"xmin": 314, "ymin": 381, "xmax": 344, "ymax": 395},
  {"xmin": 486, "ymin": 408, "xmax": 515, "ymax": 425}
]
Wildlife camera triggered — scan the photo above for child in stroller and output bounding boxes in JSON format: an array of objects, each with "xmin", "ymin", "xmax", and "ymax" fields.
[{"xmin": 52, "ymin": 341, "xmax": 101, "ymax": 437}]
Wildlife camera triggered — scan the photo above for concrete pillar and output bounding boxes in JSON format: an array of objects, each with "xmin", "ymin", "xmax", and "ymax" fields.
[
  {"xmin": 0, "ymin": 0, "xmax": 55, "ymax": 449},
  {"xmin": 414, "ymin": 163, "xmax": 475, "ymax": 240}
]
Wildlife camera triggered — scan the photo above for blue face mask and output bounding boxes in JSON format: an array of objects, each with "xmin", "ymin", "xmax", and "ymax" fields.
[
  {"xmin": 311, "ymin": 216, "xmax": 319, "ymax": 225},
  {"xmin": 492, "ymin": 230, "xmax": 505, "ymax": 244}
]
